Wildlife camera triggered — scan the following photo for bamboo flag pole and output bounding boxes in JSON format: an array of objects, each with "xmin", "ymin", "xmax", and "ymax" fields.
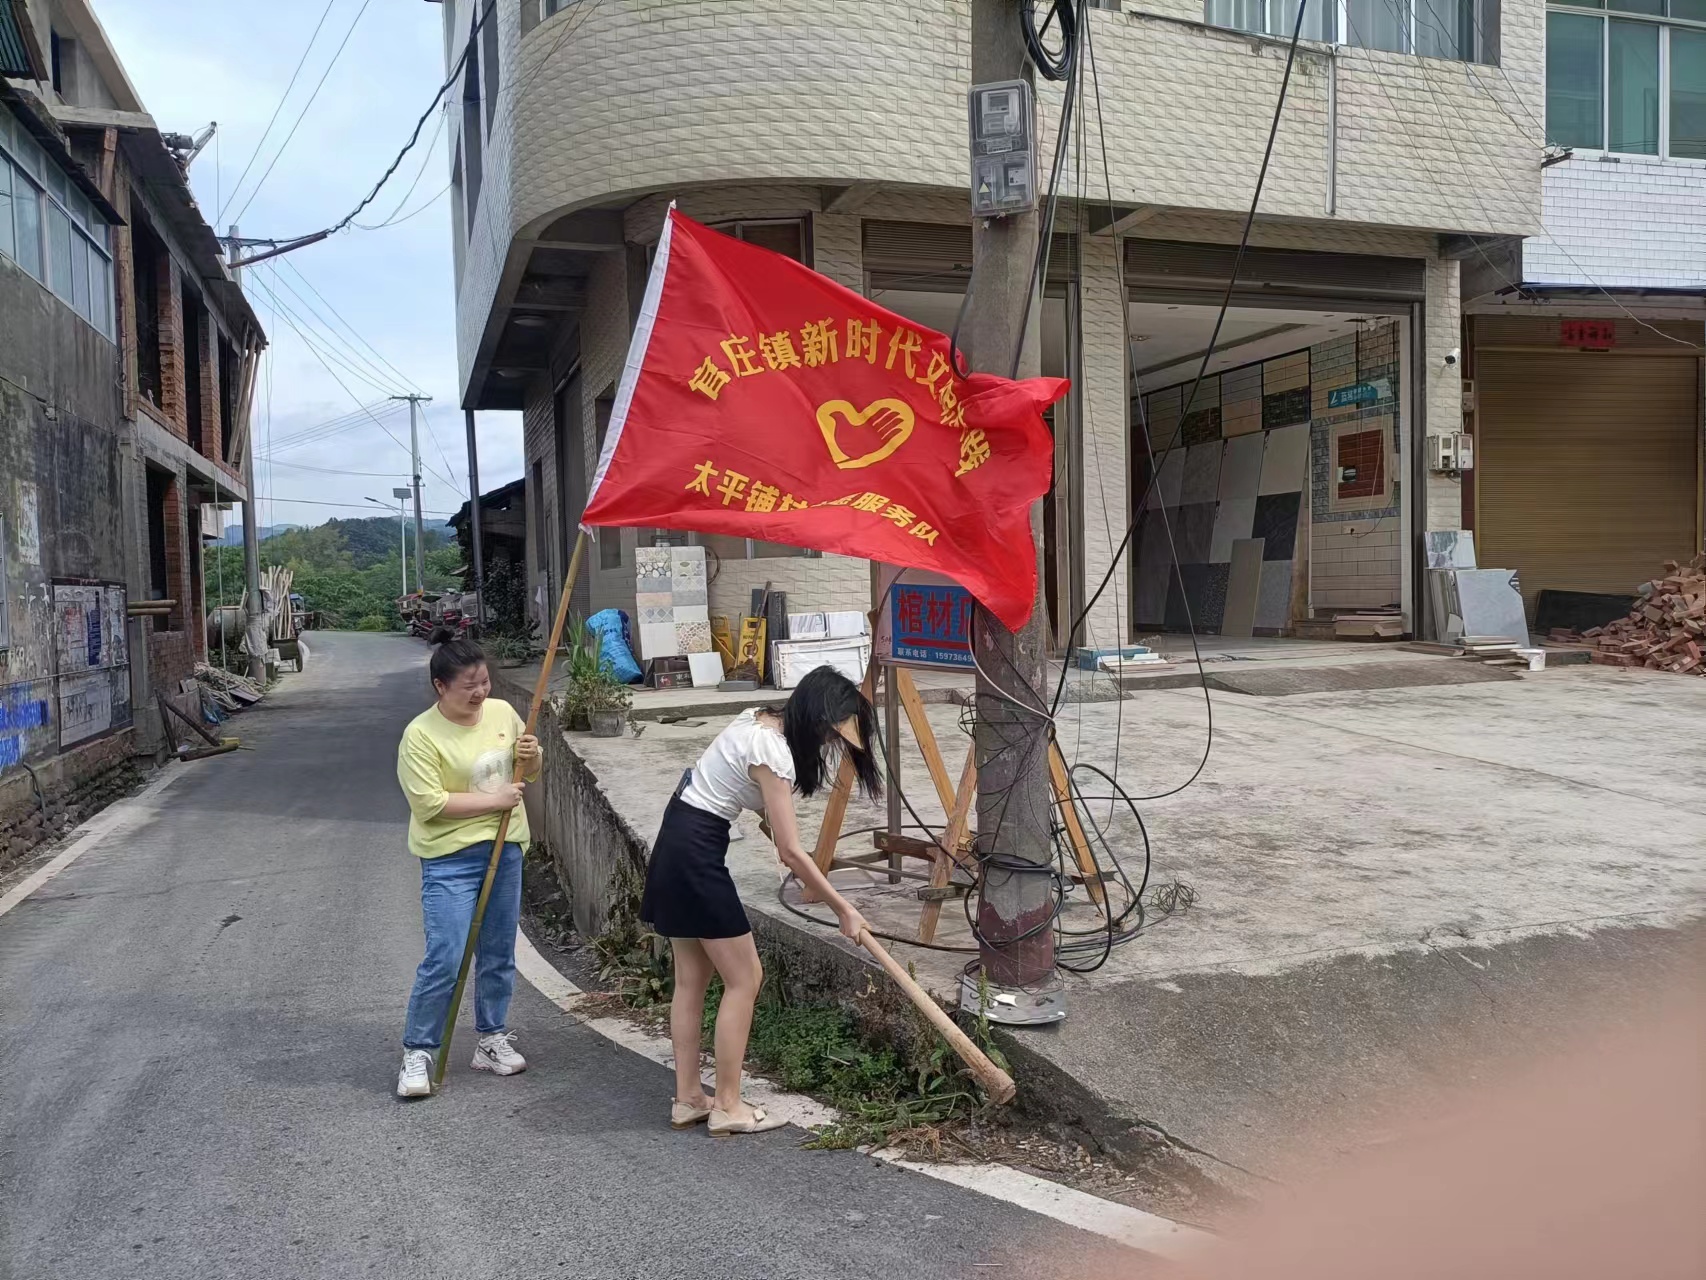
[
  {"xmin": 433, "ymin": 531, "xmax": 587, "ymax": 1089},
  {"xmin": 857, "ymin": 927, "xmax": 1016, "ymax": 1104}
]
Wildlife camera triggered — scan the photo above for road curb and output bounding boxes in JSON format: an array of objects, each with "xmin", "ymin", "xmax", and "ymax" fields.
[
  {"xmin": 0, "ymin": 763, "xmax": 188, "ymax": 921},
  {"xmin": 513, "ymin": 930, "xmax": 1214, "ymax": 1264}
]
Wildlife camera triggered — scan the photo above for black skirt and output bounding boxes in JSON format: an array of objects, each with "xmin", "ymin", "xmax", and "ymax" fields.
[{"xmin": 639, "ymin": 776, "xmax": 749, "ymax": 940}]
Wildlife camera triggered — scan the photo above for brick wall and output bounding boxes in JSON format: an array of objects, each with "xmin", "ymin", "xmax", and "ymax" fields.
[
  {"xmin": 147, "ymin": 630, "xmax": 194, "ymax": 730},
  {"xmin": 199, "ymin": 304, "xmax": 222, "ymax": 464},
  {"xmin": 1527, "ymin": 156, "xmax": 1706, "ymax": 289},
  {"xmin": 159, "ymin": 476, "xmax": 190, "ymax": 632},
  {"xmin": 154, "ymin": 253, "xmax": 185, "ymax": 433}
]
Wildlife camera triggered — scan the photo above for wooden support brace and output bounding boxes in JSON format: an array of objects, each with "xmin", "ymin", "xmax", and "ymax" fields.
[
  {"xmin": 807, "ymin": 662, "xmax": 878, "ymax": 899},
  {"xmin": 1049, "ymin": 743, "xmax": 1107, "ymax": 911},
  {"xmin": 917, "ymin": 743, "xmax": 977, "ymax": 944}
]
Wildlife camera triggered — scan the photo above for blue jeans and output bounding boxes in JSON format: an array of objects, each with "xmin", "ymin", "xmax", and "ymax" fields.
[{"xmin": 403, "ymin": 842, "xmax": 523, "ymax": 1050}]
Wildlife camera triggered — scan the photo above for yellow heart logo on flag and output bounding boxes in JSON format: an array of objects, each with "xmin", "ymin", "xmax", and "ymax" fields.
[{"xmin": 816, "ymin": 399, "xmax": 914, "ymax": 470}]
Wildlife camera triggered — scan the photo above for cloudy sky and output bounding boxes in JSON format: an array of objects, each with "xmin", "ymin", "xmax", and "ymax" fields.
[{"xmin": 95, "ymin": 0, "xmax": 519, "ymax": 533}]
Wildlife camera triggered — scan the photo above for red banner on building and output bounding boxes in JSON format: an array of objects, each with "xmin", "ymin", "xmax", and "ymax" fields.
[{"xmin": 581, "ymin": 208, "xmax": 1067, "ymax": 630}]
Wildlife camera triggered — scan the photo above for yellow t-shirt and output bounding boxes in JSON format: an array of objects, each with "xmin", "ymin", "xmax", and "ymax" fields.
[{"xmin": 396, "ymin": 699, "xmax": 534, "ymax": 858}]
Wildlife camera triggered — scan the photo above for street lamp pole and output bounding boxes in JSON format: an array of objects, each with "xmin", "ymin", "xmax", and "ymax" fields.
[{"xmin": 367, "ymin": 493, "xmax": 413, "ymax": 599}]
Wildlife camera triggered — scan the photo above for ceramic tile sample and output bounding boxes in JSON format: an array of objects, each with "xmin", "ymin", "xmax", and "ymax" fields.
[
  {"xmin": 675, "ymin": 619, "xmax": 713, "ymax": 653},
  {"xmin": 638, "ymin": 622, "xmax": 677, "ymax": 660},
  {"xmin": 1424, "ymin": 530, "xmax": 1477, "ymax": 569},
  {"xmin": 1220, "ymin": 398, "xmax": 1263, "ymax": 437},
  {"xmin": 1180, "ymin": 443, "xmax": 1223, "ymax": 505},
  {"xmin": 1253, "ymin": 491, "xmax": 1302, "ymax": 561},
  {"xmin": 1134, "ymin": 551, "xmax": 1171, "ymax": 628},
  {"xmin": 1154, "ymin": 449, "xmax": 1186, "ymax": 509},
  {"xmin": 1218, "ymin": 433, "xmax": 1265, "ymax": 500},
  {"xmin": 1258, "ymin": 423, "xmax": 1310, "ymax": 495},
  {"xmin": 635, "ymin": 548, "xmax": 672, "ymax": 579},
  {"xmin": 637, "ymin": 603, "xmax": 674, "ymax": 627},
  {"xmin": 1180, "ymin": 562, "xmax": 1230, "ymax": 632},
  {"xmin": 1255, "ymin": 559, "xmax": 1295, "ymax": 630},
  {"xmin": 1175, "ymin": 502, "xmax": 1216, "ymax": 565},
  {"xmin": 1209, "ymin": 497, "xmax": 1257, "ymax": 563},
  {"xmin": 1223, "ymin": 539, "xmax": 1264, "ymax": 638},
  {"xmin": 1453, "ymin": 568, "xmax": 1530, "ymax": 645},
  {"xmin": 674, "ymin": 604, "xmax": 708, "ymax": 624},
  {"xmin": 1180, "ymin": 407, "xmax": 1221, "ymax": 447},
  {"xmin": 1164, "ymin": 574, "xmax": 1191, "ymax": 632}
]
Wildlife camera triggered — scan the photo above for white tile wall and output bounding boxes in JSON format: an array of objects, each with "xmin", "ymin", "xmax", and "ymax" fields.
[{"xmin": 1526, "ymin": 156, "xmax": 1706, "ymax": 288}]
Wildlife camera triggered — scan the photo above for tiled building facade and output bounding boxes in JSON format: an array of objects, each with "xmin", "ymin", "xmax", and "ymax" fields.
[{"xmin": 444, "ymin": 0, "xmax": 1545, "ymax": 644}]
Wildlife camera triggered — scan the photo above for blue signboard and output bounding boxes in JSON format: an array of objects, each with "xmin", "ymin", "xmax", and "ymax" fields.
[
  {"xmin": 1327, "ymin": 379, "xmax": 1390, "ymax": 409},
  {"xmin": 890, "ymin": 582, "xmax": 975, "ymax": 669}
]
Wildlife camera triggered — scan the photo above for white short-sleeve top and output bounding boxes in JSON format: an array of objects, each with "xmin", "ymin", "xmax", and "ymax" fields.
[{"xmin": 680, "ymin": 709, "xmax": 798, "ymax": 821}]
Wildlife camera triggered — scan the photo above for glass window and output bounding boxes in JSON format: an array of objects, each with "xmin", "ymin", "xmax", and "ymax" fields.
[
  {"xmin": 1269, "ymin": 0, "xmax": 1337, "ymax": 40},
  {"xmin": 1346, "ymin": 0, "xmax": 1411, "ymax": 52},
  {"xmin": 89, "ymin": 252, "xmax": 111, "ymax": 335},
  {"xmin": 1417, "ymin": 0, "xmax": 1472, "ymax": 57},
  {"xmin": 44, "ymin": 163, "xmax": 67, "ymax": 206},
  {"xmin": 13, "ymin": 172, "xmax": 41, "ymax": 279},
  {"xmin": 1205, "ymin": 0, "xmax": 1263, "ymax": 28},
  {"xmin": 1608, "ymin": 19, "xmax": 1661, "ymax": 153},
  {"xmin": 1615, "ymin": 0, "xmax": 1663, "ymax": 14},
  {"xmin": 1547, "ymin": 12, "xmax": 1606, "ymax": 148},
  {"xmin": 46, "ymin": 203, "xmax": 72, "ymax": 298},
  {"xmin": 1553, "ymin": 0, "xmax": 1604, "ymax": 7},
  {"xmin": 1673, "ymin": 27, "xmax": 1706, "ymax": 158},
  {"xmin": 1673, "ymin": 0, "xmax": 1706, "ymax": 21},
  {"xmin": 71, "ymin": 234, "xmax": 90, "ymax": 315},
  {"xmin": 0, "ymin": 160, "xmax": 13, "ymax": 263}
]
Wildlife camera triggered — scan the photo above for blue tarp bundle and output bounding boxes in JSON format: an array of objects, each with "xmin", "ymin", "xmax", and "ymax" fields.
[{"xmin": 586, "ymin": 609, "xmax": 642, "ymax": 684}]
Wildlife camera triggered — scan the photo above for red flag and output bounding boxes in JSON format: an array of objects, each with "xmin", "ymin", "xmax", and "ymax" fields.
[{"xmin": 582, "ymin": 208, "xmax": 1066, "ymax": 630}]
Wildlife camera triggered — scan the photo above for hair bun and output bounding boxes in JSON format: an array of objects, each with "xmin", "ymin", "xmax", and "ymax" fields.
[{"xmin": 428, "ymin": 626, "xmax": 456, "ymax": 645}]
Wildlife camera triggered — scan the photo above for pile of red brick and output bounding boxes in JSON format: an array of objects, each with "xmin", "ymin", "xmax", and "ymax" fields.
[{"xmin": 1571, "ymin": 555, "xmax": 1706, "ymax": 675}]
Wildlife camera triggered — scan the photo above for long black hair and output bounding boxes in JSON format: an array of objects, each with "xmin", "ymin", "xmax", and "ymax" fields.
[
  {"xmin": 429, "ymin": 630, "xmax": 488, "ymax": 690},
  {"xmin": 781, "ymin": 666, "xmax": 881, "ymax": 800}
]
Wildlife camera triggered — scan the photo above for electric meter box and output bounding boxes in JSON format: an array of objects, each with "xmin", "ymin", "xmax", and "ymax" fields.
[{"xmin": 968, "ymin": 80, "xmax": 1037, "ymax": 217}]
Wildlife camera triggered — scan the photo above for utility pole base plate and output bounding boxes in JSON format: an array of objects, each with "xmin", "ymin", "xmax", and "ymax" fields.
[{"xmin": 959, "ymin": 967, "xmax": 1067, "ymax": 1026}]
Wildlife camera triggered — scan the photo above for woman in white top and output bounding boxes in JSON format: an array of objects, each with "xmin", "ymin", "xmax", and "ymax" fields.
[{"xmin": 640, "ymin": 666, "xmax": 880, "ymax": 1135}]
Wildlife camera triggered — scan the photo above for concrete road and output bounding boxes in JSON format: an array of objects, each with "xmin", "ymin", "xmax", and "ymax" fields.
[{"xmin": 0, "ymin": 633, "xmax": 1133, "ymax": 1280}]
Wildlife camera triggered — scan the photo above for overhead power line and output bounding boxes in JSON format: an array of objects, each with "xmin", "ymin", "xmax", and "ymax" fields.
[
  {"xmin": 218, "ymin": 0, "xmax": 339, "ymax": 225},
  {"xmin": 229, "ymin": 0, "xmax": 377, "ymax": 226}
]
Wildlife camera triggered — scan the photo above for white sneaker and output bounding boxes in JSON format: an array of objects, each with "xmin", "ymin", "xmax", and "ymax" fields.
[
  {"xmin": 397, "ymin": 1048, "xmax": 433, "ymax": 1098},
  {"xmin": 472, "ymin": 1031, "xmax": 527, "ymax": 1076}
]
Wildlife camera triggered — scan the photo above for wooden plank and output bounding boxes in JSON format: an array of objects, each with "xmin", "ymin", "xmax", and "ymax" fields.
[
  {"xmin": 894, "ymin": 668, "xmax": 956, "ymax": 813},
  {"xmin": 872, "ymin": 832, "xmax": 950, "ymax": 862},
  {"xmin": 1050, "ymin": 744, "xmax": 1107, "ymax": 910},
  {"xmin": 918, "ymin": 744, "xmax": 977, "ymax": 944},
  {"xmin": 807, "ymin": 662, "xmax": 878, "ymax": 899}
]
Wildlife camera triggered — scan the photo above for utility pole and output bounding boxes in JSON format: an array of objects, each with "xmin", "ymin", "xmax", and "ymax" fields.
[
  {"xmin": 464, "ymin": 408, "xmax": 485, "ymax": 628},
  {"xmin": 391, "ymin": 394, "xmax": 432, "ymax": 592},
  {"xmin": 964, "ymin": 0, "xmax": 1061, "ymax": 1023},
  {"xmin": 228, "ymin": 223, "xmax": 268, "ymax": 685}
]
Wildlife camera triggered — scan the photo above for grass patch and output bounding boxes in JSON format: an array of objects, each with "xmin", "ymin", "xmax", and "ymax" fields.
[{"xmin": 592, "ymin": 916, "xmax": 1008, "ymax": 1149}]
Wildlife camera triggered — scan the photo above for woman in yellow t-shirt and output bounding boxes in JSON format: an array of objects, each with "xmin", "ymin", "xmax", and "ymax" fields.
[{"xmin": 394, "ymin": 634, "xmax": 541, "ymax": 1099}]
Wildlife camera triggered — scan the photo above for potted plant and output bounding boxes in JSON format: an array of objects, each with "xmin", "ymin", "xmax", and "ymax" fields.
[
  {"xmin": 559, "ymin": 620, "xmax": 632, "ymax": 736},
  {"xmin": 487, "ymin": 631, "xmax": 533, "ymax": 669}
]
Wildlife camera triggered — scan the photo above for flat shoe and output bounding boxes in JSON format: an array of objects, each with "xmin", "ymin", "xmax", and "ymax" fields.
[
  {"xmin": 671, "ymin": 1100, "xmax": 712, "ymax": 1129},
  {"xmin": 708, "ymin": 1105, "xmax": 787, "ymax": 1136}
]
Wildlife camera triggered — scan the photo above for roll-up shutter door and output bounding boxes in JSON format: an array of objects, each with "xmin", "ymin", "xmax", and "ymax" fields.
[{"xmin": 1475, "ymin": 347, "xmax": 1699, "ymax": 604}]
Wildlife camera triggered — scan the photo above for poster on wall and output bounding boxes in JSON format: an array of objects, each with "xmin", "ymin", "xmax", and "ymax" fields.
[
  {"xmin": 52, "ymin": 580, "xmax": 131, "ymax": 749},
  {"xmin": 873, "ymin": 564, "xmax": 975, "ymax": 671},
  {"xmin": 57, "ymin": 671, "xmax": 115, "ymax": 747}
]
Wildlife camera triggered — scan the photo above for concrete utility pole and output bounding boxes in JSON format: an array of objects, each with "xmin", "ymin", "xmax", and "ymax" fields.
[
  {"xmin": 391, "ymin": 394, "xmax": 432, "ymax": 592},
  {"xmin": 228, "ymin": 223, "xmax": 268, "ymax": 685},
  {"xmin": 464, "ymin": 408, "xmax": 485, "ymax": 627},
  {"xmin": 966, "ymin": 0, "xmax": 1060, "ymax": 1019}
]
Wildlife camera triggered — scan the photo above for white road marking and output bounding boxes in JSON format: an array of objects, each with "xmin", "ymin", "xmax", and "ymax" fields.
[
  {"xmin": 0, "ymin": 765, "xmax": 187, "ymax": 921},
  {"xmin": 514, "ymin": 930, "xmax": 1210, "ymax": 1262}
]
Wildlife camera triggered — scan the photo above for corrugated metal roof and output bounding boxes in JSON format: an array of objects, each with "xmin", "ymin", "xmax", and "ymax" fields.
[{"xmin": 0, "ymin": 0, "xmax": 35, "ymax": 79}]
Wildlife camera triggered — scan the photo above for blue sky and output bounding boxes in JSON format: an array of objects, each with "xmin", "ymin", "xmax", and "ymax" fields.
[{"xmin": 95, "ymin": 0, "xmax": 522, "ymax": 532}]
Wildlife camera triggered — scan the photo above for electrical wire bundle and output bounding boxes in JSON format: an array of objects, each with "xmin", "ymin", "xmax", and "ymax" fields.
[{"xmin": 781, "ymin": 0, "xmax": 1314, "ymax": 979}]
